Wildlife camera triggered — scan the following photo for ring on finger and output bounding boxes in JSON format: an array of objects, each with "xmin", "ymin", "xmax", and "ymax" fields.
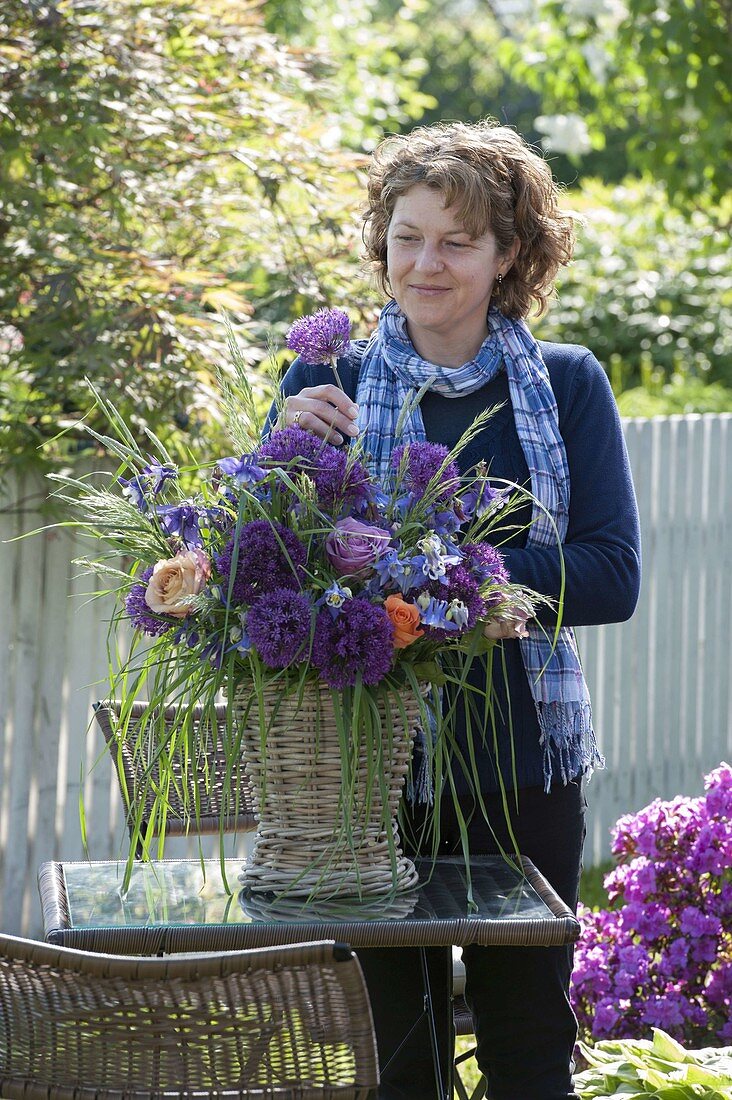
[{"xmin": 292, "ymin": 409, "xmax": 303, "ymax": 427}]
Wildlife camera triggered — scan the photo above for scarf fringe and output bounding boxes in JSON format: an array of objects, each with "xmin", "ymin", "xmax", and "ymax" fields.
[
  {"xmin": 406, "ymin": 724, "xmax": 435, "ymax": 806},
  {"xmin": 406, "ymin": 698, "xmax": 439, "ymax": 806},
  {"xmin": 538, "ymin": 699, "xmax": 605, "ymax": 793}
]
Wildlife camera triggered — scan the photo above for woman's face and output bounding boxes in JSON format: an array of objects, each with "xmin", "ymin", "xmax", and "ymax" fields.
[{"xmin": 386, "ymin": 183, "xmax": 516, "ymax": 365}]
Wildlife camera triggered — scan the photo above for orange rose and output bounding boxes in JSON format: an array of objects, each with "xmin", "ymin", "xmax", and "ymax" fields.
[{"xmin": 384, "ymin": 594, "xmax": 424, "ymax": 650}]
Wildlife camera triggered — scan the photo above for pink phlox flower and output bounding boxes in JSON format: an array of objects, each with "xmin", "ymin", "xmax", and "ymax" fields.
[
  {"xmin": 704, "ymin": 760, "xmax": 732, "ymax": 795},
  {"xmin": 689, "ymin": 935, "xmax": 721, "ymax": 965},
  {"xmin": 704, "ymin": 961, "xmax": 732, "ymax": 1009},
  {"xmin": 679, "ymin": 905, "xmax": 721, "ymax": 939},
  {"xmin": 593, "ymin": 998, "xmax": 634, "ymax": 1038}
]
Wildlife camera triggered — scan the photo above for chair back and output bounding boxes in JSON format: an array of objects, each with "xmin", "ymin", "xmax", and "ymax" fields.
[
  {"xmin": 0, "ymin": 933, "xmax": 379, "ymax": 1099},
  {"xmin": 94, "ymin": 700, "xmax": 257, "ymax": 844}
]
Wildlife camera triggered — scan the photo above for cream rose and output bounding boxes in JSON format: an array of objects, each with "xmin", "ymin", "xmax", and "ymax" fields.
[{"xmin": 145, "ymin": 549, "xmax": 211, "ymax": 618}]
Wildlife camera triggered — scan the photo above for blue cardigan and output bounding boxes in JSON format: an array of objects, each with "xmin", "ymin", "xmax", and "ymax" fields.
[{"xmin": 276, "ymin": 340, "xmax": 641, "ymax": 794}]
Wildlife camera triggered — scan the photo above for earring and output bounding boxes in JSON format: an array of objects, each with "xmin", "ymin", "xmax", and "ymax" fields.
[{"xmin": 496, "ymin": 273, "xmax": 504, "ymax": 286}]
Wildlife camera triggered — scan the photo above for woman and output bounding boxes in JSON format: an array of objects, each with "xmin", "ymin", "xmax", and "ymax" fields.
[{"xmin": 276, "ymin": 120, "xmax": 641, "ymax": 1100}]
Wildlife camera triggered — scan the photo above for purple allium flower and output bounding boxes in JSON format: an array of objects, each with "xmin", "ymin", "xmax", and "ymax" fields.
[
  {"xmin": 392, "ymin": 441, "xmax": 460, "ymax": 499},
  {"xmin": 258, "ymin": 425, "xmax": 325, "ymax": 466},
  {"xmin": 246, "ymin": 589, "xmax": 312, "ymax": 669},
  {"xmin": 463, "ymin": 542, "xmax": 509, "ymax": 587},
  {"xmin": 286, "ymin": 307, "xmax": 351, "ymax": 369},
  {"xmin": 257, "ymin": 427, "xmax": 370, "ymax": 511},
  {"xmin": 314, "ymin": 449, "xmax": 372, "ymax": 512},
  {"xmin": 311, "ymin": 599, "xmax": 394, "ymax": 688},
  {"xmin": 216, "ymin": 520, "xmax": 306, "ymax": 605},
  {"xmin": 124, "ymin": 567, "xmax": 176, "ymax": 636}
]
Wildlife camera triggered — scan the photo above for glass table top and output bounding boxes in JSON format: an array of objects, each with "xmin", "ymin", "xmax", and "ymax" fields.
[{"xmin": 60, "ymin": 855, "xmax": 554, "ymax": 931}]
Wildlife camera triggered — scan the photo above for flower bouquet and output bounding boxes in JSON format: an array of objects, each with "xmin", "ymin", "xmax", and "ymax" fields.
[{"xmin": 54, "ymin": 313, "xmax": 544, "ymax": 899}]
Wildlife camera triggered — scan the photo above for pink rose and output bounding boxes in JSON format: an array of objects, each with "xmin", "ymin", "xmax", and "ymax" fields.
[
  {"xmin": 145, "ymin": 549, "xmax": 211, "ymax": 618},
  {"xmin": 483, "ymin": 606, "xmax": 532, "ymax": 640},
  {"xmin": 325, "ymin": 517, "xmax": 391, "ymax": 577}
]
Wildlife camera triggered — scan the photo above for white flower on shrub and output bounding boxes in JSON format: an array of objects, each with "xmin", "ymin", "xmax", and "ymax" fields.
[
  {"xmin": 583, "ymin": 40, "xmax": 611, "ymax": 84},
  {"xmin": 0, "ymin": 325, "xmax": 23, "ymax": 354},
  {"xmin": 535, "ymin": 114, "xmax": 592, "ymax": 156}
]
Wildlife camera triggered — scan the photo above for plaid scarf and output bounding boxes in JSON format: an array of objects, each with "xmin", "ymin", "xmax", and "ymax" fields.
[{"xmin": 356, "ymin": 298, "xmax": 603, "ymax": 789}]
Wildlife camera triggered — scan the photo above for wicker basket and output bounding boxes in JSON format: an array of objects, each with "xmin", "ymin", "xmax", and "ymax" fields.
[{"xmin": 234, "ymin": 680, "xmax": 424, "ymax": 899}]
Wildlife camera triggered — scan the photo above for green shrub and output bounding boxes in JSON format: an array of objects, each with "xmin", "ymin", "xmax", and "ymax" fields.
[
  {"xmin": 617, "ymin": 375, "xmax": 732, "ymax": 417},
  {"xmin": 536, "ymin": 182, "xmax": 732, "ymax": 397},
  {"xmin": 0, "ymin": 0, "xmax": 366, "ymax": 478}
]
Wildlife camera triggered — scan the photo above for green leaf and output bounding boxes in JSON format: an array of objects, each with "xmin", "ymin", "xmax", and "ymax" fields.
[
  {"xmin": 410, "ymin": 661, "xmax": 448, "ymax": 686},
  {"xmin": 651, "ymin": 1030, "xmax": 693, "ymax": 1065}
]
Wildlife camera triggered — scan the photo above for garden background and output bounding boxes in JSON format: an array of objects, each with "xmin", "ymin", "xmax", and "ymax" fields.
[{"xmin": 1, "ymin": 1, "xmax": 731, "ymax": 1067}]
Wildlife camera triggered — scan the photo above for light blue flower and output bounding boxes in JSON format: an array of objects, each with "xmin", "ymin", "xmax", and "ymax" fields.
[
  {"xmin": 393, "ymin": 558, "xmax": 422, "ymax": 594},
  {"xmin": 218, "ymin": 454, "xmax": 266, "ymax": 487},
  {"xmin": 156, "ymin": 502, "xmax": 204, "ymax": 548},
  {"xmin": 317, "ymin": 582, "xmax": 353, "ymax": 618},
  {"xmin": 118, "ymin": 474, "xmax": 150, "ymax": 512},
  {"xmin": 416, "ymin": 593, "xmax": 460, "ymax": 632},
  {"xmin": 228, "ymin": 621, "xmax": 252, "ymax": 655},
  {"xmin": 373, "ymin": 548, "xmax": 407, "ymax": 587},
  {"xmin": 141, "ymin": 457, "xmax": 178, "ymax": 495},
  {"xmin": 431, "ymin": 508, "xmax": 463, "ymax": 537},
  {"xmin": 447, "ymin": 599, "xmax": 470, "ymax": 630}
]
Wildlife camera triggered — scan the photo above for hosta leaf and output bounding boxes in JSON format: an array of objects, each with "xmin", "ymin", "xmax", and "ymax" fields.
[{"xmin": 652, "ymin": 1030, "xmax": 693, "ymax": 1065}]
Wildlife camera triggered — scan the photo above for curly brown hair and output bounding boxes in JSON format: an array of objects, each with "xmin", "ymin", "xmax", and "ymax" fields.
[{"xmin": 362, "ymin": 119, "xmax": 575, "ymax": 319}]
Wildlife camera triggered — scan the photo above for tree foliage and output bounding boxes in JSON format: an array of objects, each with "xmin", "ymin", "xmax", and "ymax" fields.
[
  {"xmin": 263, "ymin": 0, "xmax": 436, "ymax": 148},
  {"xmin": 0, "ymin": 0, "xmax": 368, "ymax": 475},
  {"xmin": 500, "ymin": 0, "xmax": 732, "ymax": 209},
  {"xmin": 536, "ymin": 180, "xmax": 731, "ymax": 396}
]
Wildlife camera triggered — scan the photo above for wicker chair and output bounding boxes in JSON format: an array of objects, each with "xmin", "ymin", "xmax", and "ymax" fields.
[
  {"xmin": 94, "ymin": 700, "xmax": 257, "ymax": 853},
  {"xmin": 0, "ymin": 934, "xmax": 379, "ymax": 1099}
]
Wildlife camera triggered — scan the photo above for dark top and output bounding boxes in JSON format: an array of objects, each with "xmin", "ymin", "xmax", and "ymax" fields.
[{"xmin": 275, "ymin": 339, "xmax": 641, "ymax": 794}]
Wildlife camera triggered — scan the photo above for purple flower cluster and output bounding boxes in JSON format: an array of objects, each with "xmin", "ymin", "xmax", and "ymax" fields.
[
  {"xmin": 572, "ymin": 762, "xmax": 732, "ymax": 1047},
  {"xmin": 124, "ymin": 567, "xmax": 176, "ymax": 637},
  {"xmin": 259, "ymin": 427, "xmax": 370, "ymax": 512},
  {"xmin": 246, "ymin": 589, "xmax": 312, "ymax": 669},
  {"xmin": 392, "ymin": 442, "xmax": 460, "ymax": 500},
  {"xmin": 311, "ymin": 599, "xmax": 394, "ymax": 689},
  {"xmin": 286, "ymin": 307, "xmax": 351, "ymax": 366},
  {"xmin": 216, "ymin": 520, "xmax": 306, "ymax": 604}
]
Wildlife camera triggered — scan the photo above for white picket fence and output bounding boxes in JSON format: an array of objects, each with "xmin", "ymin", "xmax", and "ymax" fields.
[{"xmin": 1, "ymin": 413, "xmax": 731, "ymax": 938}]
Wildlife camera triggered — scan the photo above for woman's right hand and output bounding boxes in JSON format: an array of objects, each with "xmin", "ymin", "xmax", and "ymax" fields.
[{"xmin": 280, "ymin": 385, "xmax": 360, "ymax": 446}]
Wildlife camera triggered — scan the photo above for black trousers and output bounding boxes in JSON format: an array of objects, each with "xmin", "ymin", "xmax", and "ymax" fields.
[{"xmin": 365, "ymin": 778, "xmax": 587, "ymax": 1100}]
